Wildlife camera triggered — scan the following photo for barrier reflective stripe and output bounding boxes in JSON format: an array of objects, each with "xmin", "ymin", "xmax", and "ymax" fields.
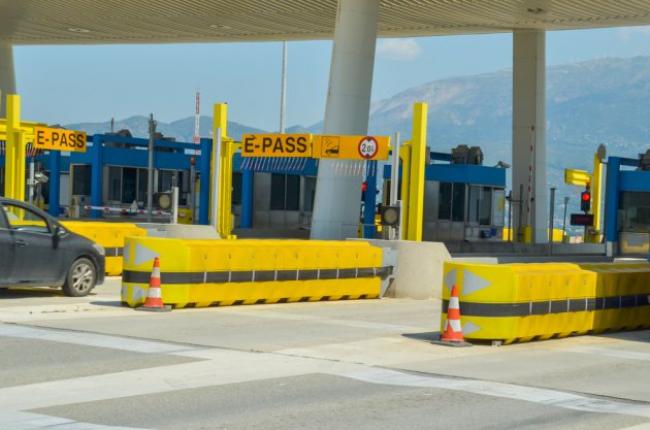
[
  {"xmin": 123, "ymin": 266, "xmax": 393, "ymax": 285},
  {"xmin": 442, "ymin": 294, "xmax": 650, "ymax": 317},
  {"xmin": 104, "ymin": 247, "xmax": 123, "ymax": 257}
]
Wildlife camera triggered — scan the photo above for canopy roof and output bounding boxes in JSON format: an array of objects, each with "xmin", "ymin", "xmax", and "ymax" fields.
[{"xmin": 2, "ymin": 0, "xmax": 650, "ymax": 45}]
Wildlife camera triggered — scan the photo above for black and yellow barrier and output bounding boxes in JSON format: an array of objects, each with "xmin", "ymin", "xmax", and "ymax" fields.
[
  {"xmin": 441, "ymin": 262, "xmax": 650, "ymax": 344},
  {"xmin": 121, "ymin": 236, "xmax": 390, "ymax": 308},
  {"xmin": 62, "ymin": 222, "xmax": 146, "ymax": 276}
]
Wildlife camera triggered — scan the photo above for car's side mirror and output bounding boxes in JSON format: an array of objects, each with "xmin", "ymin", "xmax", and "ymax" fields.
[{"xmin": 52, "ymin": 225, "xmax": 61, "ymax": 249}]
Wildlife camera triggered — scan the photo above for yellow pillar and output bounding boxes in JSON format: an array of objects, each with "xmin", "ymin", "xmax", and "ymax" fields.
[
  {"xmin": 399, "ymin": 144, "xmax": 411, "ymax": 239},
  {"xmin": 590, "ymin": 152, "xmax": 604, "ymax": 242},
  {"xmin": 406, "ymin": 102, "xmax": 428, "ymax": 241},
  {"xmin": 4, "ymin": 94, "xmax": 25, "ymax": 201},
  {"xmin": 211, "ymin": 103, "xmax": 236, "ymax": 239}
]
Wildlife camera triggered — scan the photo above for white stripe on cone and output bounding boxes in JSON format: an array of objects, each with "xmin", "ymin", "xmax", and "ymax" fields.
[
  {"xmin": 147, "ymin": 288, "xmax": 161, "ymax": 299},
  {"xmin": 449, "ymin": 296, "xmax": 460, "ymax": 309}
]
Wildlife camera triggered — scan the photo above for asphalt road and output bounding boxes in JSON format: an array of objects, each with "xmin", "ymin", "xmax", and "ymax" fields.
[{"xmin": 0, "ymin": 278, "xmax": 649, "ymax": 430}]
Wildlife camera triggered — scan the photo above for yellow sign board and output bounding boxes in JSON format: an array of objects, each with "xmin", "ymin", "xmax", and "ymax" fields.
[
  {"xmin": 564, "ymin": 168, "xmax": 591, "ymax": 187},
  {"xmin": 241, "ymin": 134, "xmax": 312, "ymax": 157},
  {"xmin": 33, "ymin": 127, "xmax": 87, "ymax": 152},
  {"xmin": 314, "ymin": 135, "xmax": 389, "ymax": 161},
  {"xmin": 241, "ymin": 133, "xmax": 390, "ymax": 161}
]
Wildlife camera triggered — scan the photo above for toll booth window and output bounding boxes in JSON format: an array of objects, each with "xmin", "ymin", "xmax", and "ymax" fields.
[
  {"xmin": 108, "ymin": 167, "xmax": 121, "ymax": 201},
  {"xmin": 137, "ymin": 169, "xmax": 148, "ymax": 203},
  {"xmin": 72, "ymin": 165, "xmax": 91, "ymax": 196},
  {"xmin": 620, "ymin": 192, "xmax": 650, "ymax": 232},
  {"xmin": 438, "ymin": 182, "xmax": 452, "ymax": 220},
  {"xmin": 271, "ymin": 174, "xmax": 300, "ymax": 211},
  {"xmin": 468, "ymin": 186, "xmax": 492, "ymax": 225},
  {"xmin": 232, "ymin": 172, "xmax": 242, "ymax": 205},
  {"xmin": 122, "ymin": 168, "xmax": 137, "ymax": 203},
  {"xmin": 438, "ymin": 182, "xmax": 466, "ymax": 222},
  {"xmin": 451, "ymin": 183, "xmax": 466, "ymax": 222}
]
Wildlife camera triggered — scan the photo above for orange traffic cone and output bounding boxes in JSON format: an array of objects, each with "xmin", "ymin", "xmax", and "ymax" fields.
[
  {"xmin": 136, "ymin": 257, "xmax": 171, "ymax": 312},
  {"xmin": 436, "ymin": 285, "xmax": 470, "ymax": 346}
]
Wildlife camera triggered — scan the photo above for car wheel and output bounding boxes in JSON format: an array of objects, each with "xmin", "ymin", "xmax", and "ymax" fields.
[{"xmin": 63, "ymin": 258, "xmax": 97, "ymax": 297}]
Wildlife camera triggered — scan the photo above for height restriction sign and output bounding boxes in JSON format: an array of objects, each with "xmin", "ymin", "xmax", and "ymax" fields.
[{"xmin": 358, "ymin": 136, "xmax": 379, "ymax": 159}]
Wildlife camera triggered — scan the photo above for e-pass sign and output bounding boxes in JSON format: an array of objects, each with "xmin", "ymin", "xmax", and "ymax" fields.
[
  {"xmin": 242, "ymin": 134, "xmax": 312, "ymax": 157},
  {"xmin": 33, "ymin": 127, "xmax": 87, "ymax": 152}
]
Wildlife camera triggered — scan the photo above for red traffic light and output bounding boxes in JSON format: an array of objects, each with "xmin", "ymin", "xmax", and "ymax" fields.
[
  {"xmin": 580, "ymin": 190, "xmax": 591, "ymax": 213},
  {"xmin": 361, "ymin": 181, "xmax": 368, "ymax": 192}
]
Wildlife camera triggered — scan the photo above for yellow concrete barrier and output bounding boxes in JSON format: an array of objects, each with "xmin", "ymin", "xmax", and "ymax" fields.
[
  {"xmin": 441, "ymin": 262, "xmax": 650, "ymax": 344},
  {"xmin": 63, "ymin": 222, "xmax": 146, "ymax": 276},
  {"xmin": 121, "ymin": 237, "xmax": 388, "ymax": 308}
]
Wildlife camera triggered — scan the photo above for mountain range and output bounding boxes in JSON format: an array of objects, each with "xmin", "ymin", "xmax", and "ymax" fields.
[{"xmin": 67, "ymin": 56, "xmax": 650, "ymax": 220}]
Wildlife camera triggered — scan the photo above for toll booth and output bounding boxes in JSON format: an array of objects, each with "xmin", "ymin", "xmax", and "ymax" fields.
[
  {"xmin": 383, "ymin": 151, "xmax": 507, "ymax": 242},
  {"xmin": 1, "ymin": 133, "xmax": 212, "ymax": 224},
  {"xmin": 605, "ymin": 153, "xmax": 650, "ymax": 256},
  {"xmin": 231, "ymin": 154, "xmax": 319, "ymax": 231}
]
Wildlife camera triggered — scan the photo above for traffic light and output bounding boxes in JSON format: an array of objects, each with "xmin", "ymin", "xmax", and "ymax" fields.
[
  {"xmin": 361, "ymin": 181, "xmax": 368, "ymax": 200},
  {"xmin": 580, "ymin": 189, "xmax": 591, "ymax": 213}
]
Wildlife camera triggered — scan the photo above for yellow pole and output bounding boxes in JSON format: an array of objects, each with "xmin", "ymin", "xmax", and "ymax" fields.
[
  {"xmin": 4, "ymin": 94, "xmax": 25, "ymax": 202},
  {"xmin": 399, "ymin": 144, "xmax": 411, "ymax": 239},
  {"xmin": 590, "ymin": 152, "xmax": 604, "ymax": 241},
  {"xmin": 406, "ymin": 102, "xmax": 428, "ymax": 241},
  {"xmin": 212, "ymin": 102, "xmax": 236, "ymax": 238}
]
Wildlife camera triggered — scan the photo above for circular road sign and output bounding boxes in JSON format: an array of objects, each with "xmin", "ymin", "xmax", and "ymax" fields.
[{"xmin": 358, "ymin": 136, "xmax": 379, "ymax": 159}]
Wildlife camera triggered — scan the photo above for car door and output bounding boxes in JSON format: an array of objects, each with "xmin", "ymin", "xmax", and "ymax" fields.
[
  {"xmin": 0, "ymin": 203, "xmax": 15, "ymax": 285},
  {"xmin": 3, "ymin": 201, "xmax": 63, "ymax": 285}
]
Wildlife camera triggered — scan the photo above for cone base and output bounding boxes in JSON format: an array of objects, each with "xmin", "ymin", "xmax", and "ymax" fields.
[
  {"xmin": 135, "ymin": 305, "xmax": 172, "ymax": 312},
  {"xmin": 431, "ymin": 339, "xmax": 472, "ymax": 348}
]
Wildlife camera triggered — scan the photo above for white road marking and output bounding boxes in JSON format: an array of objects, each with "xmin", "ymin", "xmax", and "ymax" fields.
[
  {"xmin": 0, "ymin": 324, "xmax": 202, "ymax": 355},
  {"xmin": 340, "ymin": 367, "xmax": 650, "ymax": 419},
  {"xmin": 2, "ymin": 324, "xmax": 650, "ymax": 422},
  {"xmin": 0, "ymin": 411, "xmax": 146, "ymax": 429},
  {"xmin": 563, "ymin": 346, "xmax": 650, "ymax": 362},
  {"xmin": 215, "ymin": 306, "xmax": 425, "ymax": 332}
]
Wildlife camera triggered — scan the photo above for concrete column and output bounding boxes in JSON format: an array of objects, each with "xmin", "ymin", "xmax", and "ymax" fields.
[
  {"xmin": 0, "ymin": 42, "xmax": 16, "ymax": 117},
  {"xmin": 512, "ymin": 30, "xmax": 548, "ymax": 243},
  {"xmin": 310, "ymin": 0, "xmax": 379, "ymax": 240}
]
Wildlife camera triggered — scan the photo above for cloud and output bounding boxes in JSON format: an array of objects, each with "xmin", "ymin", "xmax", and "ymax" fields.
[
  {"xmin": 617, "ymin": 26, "xmax": 650, "ymax": 41},
  {"xmin": 376, "ymin": 38, "xmax": 422, "ymax": 61}
]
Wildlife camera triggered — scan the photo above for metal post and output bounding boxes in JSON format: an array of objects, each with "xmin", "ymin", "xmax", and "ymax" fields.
[
  {"xmin": 189, "ymin": 163, "xmax": 196, "ymax": 224},
  {"xmin": 562, "ymin": 196, "xmax": 569, "ymax": 244},
  {"xmin": 389, "ymin": 132, "xmax": 400, "ymax": 240},
  {"xmin": 171, "ymin": 186, "xmax": 179, "ymax": 224},
  {"xmin": 198, "ymin": 138, "xmax": 211, "ymax": 225},
  {"xmin": 279, "ymin": 41, "xmax": 288, "ymax": 133},
  {"xmin": 90, "ymin": 134, "xmax": 103, "ymax": 219},
  {"xmin": 48, "ymin": 150, "xmax": 61, "ymax": 217},
  {"xmin": 147, "ymin": 114, "xmax": 156, "ymax": 222},
  {"xmin": 549, "ymin": 187, "xmax": 556, "ymax": 255},
  {"xmin": 517, "ymin": 184, "xmax": 524, "ymax": 242},
  {"xmin": 211, "ymin": 128, "xmax": 222, "ymax": 230},
  {"xmin": 507, "ymin": 191, "xmax": 513, "ymax": 242},
  {"xmin": 28, "ymin": 160, "xmax": 35, "ymax": 205}
]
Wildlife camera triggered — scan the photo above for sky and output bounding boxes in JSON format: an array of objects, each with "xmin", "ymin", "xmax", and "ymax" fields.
[{"xmin": 13, "ymin": 25, "xmax": 650, "ymax": 131}]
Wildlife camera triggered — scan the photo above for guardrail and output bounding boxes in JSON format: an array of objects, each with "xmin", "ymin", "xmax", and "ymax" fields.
[
  {"xmin": 121, "ymin": 236, "xmax": 390, "ymax": 308},
  {"xmin": 441, "ymin": 262, "xmax": 650, "ymax": 344}
]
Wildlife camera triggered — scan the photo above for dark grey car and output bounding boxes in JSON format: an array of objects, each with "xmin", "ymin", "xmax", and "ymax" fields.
[{"xmin": 0, "ymin": 198, "xmax": 105, "ymax": 296}]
